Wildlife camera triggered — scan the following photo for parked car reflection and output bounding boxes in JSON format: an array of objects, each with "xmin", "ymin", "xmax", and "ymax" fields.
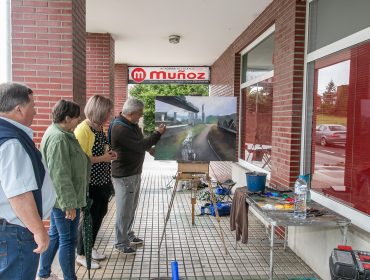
[{"xmin": 315, "ymin": 124, "xmax": 346, "ymax": 147}]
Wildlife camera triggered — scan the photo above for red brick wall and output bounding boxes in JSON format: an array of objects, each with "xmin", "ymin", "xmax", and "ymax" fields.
[
  {"xmin": 210, "ymin": 0, "xmax": 306, "ymax": 188},
  {"xmin": 114, "ymin": 64, "xmax": 128, "ymax": 116},
  {"xmin": 72, "ymin": 0, "xmax": 86, "ymax": 108},
  {"xmin": 11, "ymin": 0, "xmax": 86, "ymax": 145},
  {"xmin": 86, "ymin": 33, "xmax": 115, "ymax": 102}
]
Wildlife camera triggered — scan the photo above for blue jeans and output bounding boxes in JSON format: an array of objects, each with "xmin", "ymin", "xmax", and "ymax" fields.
[
  {"xmin": 112, "ymin": 175, "xmax": 141, "ymax": 248},
  {"xmin": 38, "ymin": 208, "xmax": 80, "ymax": 280},
  {"xmin": 0, "ymin": 220, "xmax": 39, "ymax": 280}
]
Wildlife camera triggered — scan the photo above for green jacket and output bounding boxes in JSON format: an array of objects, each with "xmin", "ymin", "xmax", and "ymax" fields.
[{"xmin": 41, "ymin": 123, "xmax": 91, "ymax": 211}]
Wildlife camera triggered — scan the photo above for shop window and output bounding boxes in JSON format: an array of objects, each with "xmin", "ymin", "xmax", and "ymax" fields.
[
  {"xmin": 310, "ymin": 41, "xmax": 370, "ymax": 215},
  {"xmin": 239, "ymin": 28, "xmax": 274, "ymax": 171},
  {"xmin": 243, "ymin": 78, "xmax": 273, "ymax": 170}
]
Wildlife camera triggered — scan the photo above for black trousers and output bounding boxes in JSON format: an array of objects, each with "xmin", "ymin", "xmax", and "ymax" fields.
[{"xmin": 76, "ymin": 183, "xmax": 111, "ymax": 256}]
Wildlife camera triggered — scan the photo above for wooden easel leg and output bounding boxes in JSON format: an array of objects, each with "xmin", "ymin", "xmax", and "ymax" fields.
[
  {"xmin": 191, "ymin": 198, "xmax": 195, "ymax": 225},
  {"xmin": 191, "ymin": 182, "xmax": 196, "ymax": 225},
  {"xmin": 159, "ymin": 175, "xmax": 179, "ymax": 251},
  {"xmin": 207, "ymin": 178, "xmax": 229, "ymax": 255}
]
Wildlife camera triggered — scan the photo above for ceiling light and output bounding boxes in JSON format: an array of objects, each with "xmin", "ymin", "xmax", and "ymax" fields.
[{"xmin": 169, "ymin": 34, "xmax": 181, "ymax": 44}]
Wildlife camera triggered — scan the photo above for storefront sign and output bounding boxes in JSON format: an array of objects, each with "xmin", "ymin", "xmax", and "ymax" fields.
[{"xmin": 128, "ymin": 66, "xmax": 210, "ymax": 84}]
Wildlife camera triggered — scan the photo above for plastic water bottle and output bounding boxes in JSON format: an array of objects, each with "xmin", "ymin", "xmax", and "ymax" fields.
[
  {"xmin": 301, "ymin": 174, "xmax": 311, "ymax": 203},
  {"xmin": 306, "ymin": 185, "xmax": 311, "ymax": 203},
  {"xmin": 294, "ymin": 176, "xmax": 308, "ymax": 219}
]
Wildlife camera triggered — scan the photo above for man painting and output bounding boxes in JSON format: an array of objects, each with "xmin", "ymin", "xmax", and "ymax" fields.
[{"xmin": 110, "ymin": 97, "xmax": 166, "ymax": 255}]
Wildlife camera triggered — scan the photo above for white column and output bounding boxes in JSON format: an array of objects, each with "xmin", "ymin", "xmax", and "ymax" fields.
[{"xmin": 0, "ymin": 0, "xmax": 11, "ymax": 83}]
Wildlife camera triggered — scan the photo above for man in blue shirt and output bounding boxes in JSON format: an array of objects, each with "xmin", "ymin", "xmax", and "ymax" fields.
[{"xmin": 0, "ymin": 82, "xmax": 56, "ymax": 279}]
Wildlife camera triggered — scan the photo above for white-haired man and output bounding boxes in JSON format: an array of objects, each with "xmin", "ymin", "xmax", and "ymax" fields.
[{"xmin": 110, "ymin": 97, "xmax": 166, "ymax": 255}]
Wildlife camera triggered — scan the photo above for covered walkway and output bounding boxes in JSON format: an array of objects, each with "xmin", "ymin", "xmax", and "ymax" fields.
[{"xmin": 50, "ymin": 156, "xmax": 318, "ymax": 280}]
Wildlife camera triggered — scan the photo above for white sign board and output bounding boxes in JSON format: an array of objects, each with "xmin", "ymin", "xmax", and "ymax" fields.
[{"xmin": 128, "ymin": 66, "xmax": 210, "ymax": 84}]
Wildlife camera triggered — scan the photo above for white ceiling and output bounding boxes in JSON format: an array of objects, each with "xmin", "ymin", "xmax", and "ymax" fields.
[{"xmin": 86, "ymin": 0, "xmax": 272, "ymax": 66}]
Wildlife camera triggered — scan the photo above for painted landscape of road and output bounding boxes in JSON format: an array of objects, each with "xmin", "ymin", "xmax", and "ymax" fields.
[{"xmin": 154, "ymin": 96, "xmax": 237, "ymax": 162}]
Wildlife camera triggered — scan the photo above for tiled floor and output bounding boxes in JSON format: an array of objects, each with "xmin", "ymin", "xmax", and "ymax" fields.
[{"xmin": 53, "ymin": 157, "xmax": 319, "ymax": 279}]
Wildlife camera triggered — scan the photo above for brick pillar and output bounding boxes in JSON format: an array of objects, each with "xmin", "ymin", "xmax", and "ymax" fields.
[
  {"xmin": 11, "ymin": 0, "xmax": 86, "ymax": 145},
  {"xmin": 114, "ymin": 64, "xmax": 128, "ymax": 116},
  {"xmin": 86, "ymin": 33, "xmax": 115, "ymax": 102},
  {"xmin": 270, "ymin": 0, "xmax": 306, "ymax": 188}
]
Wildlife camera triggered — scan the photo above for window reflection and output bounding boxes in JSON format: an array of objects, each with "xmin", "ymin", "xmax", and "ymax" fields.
[
  {"xmin": 244, "ymin": 78, "xmax": 273, "ymax": 170},
  {"xmin": 311, "ymin": 41, "xmax": 370, "ymax": 214},
  {"xmin": 312, "ymin": 59, "xmax": 349, "ymax": 189}
]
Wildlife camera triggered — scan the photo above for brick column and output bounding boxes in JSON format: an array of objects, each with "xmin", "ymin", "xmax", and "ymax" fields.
[
  {"xmin": 270, "ymin": 0, "xmax": 306, "ymax": 188},
  {"xmin": 114, "ymin": 64, "xmax": 128, "ymax": 116},
  {"xmin": 86, "ymin": 33, "xmax": 115, "ymax": 102},
  {"xmin": 11, "ymin": 0, "xmax": 86, "ymax": 145}
]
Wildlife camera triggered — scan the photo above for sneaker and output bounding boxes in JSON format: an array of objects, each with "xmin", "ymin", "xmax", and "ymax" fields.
[
  {"xmin": 114, "ymin": 246, "xmax": 136, "ymax": 255},
  {"xmin": 36, "ymin": 273, "xmax": 62, "ymax": 280},
  {"xmin": 130, "ymin": 237, "xmax": 144, "ymax": 245},
  {"xmin": 92, "ymin": 248, "xmax": 106, "ymax": 260},
  {"xmin": 76, "ymin": 255, "xmax": 101, "ymax": 269}
]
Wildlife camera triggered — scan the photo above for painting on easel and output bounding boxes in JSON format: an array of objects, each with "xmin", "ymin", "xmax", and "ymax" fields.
[{"xmin": 154, "ymin": 96, "xmax": 237, "ymax": 161}]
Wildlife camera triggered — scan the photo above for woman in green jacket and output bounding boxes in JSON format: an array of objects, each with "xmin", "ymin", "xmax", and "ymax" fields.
[{"xmin": 37, "ymin": 100, "xmax": 90, "ymax": 280}]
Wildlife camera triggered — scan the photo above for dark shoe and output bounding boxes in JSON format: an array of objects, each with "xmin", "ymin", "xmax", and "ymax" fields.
[
  {"xmin": 114, "ymin": 246, "xmax": 136, "ymax": 255},
  {"xmin": 130, "ymin": 237, "xmax": 144, "ymax": 245}
]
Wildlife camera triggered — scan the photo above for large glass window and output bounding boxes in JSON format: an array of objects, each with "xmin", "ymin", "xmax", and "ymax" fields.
[
  {"xmin": 305, "ymin": 0, "xmax": 370, "ymax": 218},
  {"xmin": 240, "ymin": 29, "xmax": 274, "ymax": 172},
  {"xmin": 310, "ymin": 41, "xmax": 370, "ymax": 215}
]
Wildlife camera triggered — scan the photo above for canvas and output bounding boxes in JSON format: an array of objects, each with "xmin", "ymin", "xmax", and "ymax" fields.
[{"xmin": 154, "ymin": 96, "xmax": 237, "ymax": 161}]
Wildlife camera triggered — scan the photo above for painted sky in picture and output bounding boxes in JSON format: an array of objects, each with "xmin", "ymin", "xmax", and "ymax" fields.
[{"xmin": 154, "ymin": 96, "xmax": 237, "ymax": 162}]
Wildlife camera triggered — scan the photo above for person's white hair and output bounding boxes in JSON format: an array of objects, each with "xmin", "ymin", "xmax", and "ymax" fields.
[{"xmin": 122, "ymin": 97, "xmax": 144, "ymax": 115}]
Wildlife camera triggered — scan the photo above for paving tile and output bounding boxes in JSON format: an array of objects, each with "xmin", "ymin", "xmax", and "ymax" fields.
[{"xmin": 43, "ymin": 157, "xmax": 323, "ymax": 280}]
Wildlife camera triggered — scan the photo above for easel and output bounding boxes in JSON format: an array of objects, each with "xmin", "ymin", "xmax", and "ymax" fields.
[
  {"xmin": 158, "ymin": 162, "xmax": 228, "ymax": 255},
  {"xmin": 164, "ymin": 174, "xmax": 176, "ymax": 189}
]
